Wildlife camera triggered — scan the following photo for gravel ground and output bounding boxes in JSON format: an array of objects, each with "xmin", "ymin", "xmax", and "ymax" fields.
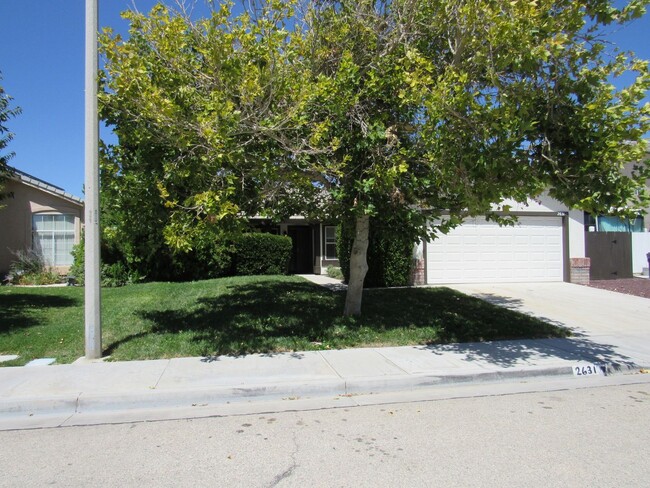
[{"xmin": 585, "ymin": 277, "xmax": 650, "ymax": 299}]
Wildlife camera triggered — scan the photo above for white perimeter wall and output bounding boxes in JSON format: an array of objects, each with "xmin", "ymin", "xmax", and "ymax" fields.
[{"xmin": 632, "ymin": 233, "xmax": 650, "ymax": 273}]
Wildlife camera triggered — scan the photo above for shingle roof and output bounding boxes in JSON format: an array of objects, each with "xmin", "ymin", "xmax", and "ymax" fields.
[{"xmin": 8, "ymin": 166, "xmax": 83, "ymax": 205}]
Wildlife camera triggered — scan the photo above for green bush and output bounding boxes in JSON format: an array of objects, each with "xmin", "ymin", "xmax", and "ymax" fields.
[
  {"xmin": 326, "ymin": 265, "xmax": 344, "ymax": 280},
  {"xmin": 101, "ymin": 262, "xmax": 145, "ymax": 287},
  {"xmin": 70, "ymin": 238, "xmax": 145, "ymax": 287},
  {"xmin": 168, "ymin": 237, "xmax": 234, "ymax": 281},
  {"xmin": 338, "ymin": 216, "xmax": 414, "ymax": 288},
  {"xmin": 69, "ymin": 241, "xmax": 85, "ymax": 284},
  {"xmin": 233, "ymin": 233, "xmax": 292, "ymax": 276}
]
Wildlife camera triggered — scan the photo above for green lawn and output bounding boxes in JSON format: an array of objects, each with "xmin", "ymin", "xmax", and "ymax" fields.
[{"xmin": 0, "ymin": 275, "xmax": 570, "ymax": 366}]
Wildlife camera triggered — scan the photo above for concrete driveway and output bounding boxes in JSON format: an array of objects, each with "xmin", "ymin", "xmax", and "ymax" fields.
[{"xmin": 447, "ymin": 282, "xmax": 650, "ymax": 367}]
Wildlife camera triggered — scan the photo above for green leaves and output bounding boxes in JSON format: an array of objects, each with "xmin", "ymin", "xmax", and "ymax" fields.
[
  {"xmin": 0, "ymin": 72, "xmax": 21, "ymax": 204},
  {"xmin": 99, "ymin": 0, "xmax": 649, "ymax": 277}
]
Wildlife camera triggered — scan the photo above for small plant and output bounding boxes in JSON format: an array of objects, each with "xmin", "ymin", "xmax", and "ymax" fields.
[
  {"xmin": 101, "ymin": 262, "xmax": 144, "ymax": 288},
  {"xmin": 326, "ymin": 266, "xmax": 344, "ymax": 280},
  {"xmin": 9, "ymin": 249, "xmax": 44, "ymax": 275},
  {"xmin": 69, "ymin": 240, "xmax": 85, "ymax": 285},
  {"xmin": 7, "ymin": 249, "xmax": 63, "ymax": 285}
]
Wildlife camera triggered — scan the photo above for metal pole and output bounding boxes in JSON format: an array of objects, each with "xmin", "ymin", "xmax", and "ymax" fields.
[{"xmin": 84, "ymin": 0, "xmax": 101, "ymax": 359}]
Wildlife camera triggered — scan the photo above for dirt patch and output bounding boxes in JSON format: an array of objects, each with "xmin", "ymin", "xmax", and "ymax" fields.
[{"xmin": 585, "ymin": 278, "xmax": 650, "ymax": 299}]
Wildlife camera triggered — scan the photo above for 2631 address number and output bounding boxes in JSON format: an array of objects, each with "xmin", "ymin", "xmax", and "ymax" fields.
[{"xmin": 573, "ymin": 364, "xmax": 603, "ymax": 377}]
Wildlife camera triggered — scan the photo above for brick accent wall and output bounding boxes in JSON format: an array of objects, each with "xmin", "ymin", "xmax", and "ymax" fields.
[{"xmin": 570, "ymin": 257, "xmax": 591, "ymax": 284}]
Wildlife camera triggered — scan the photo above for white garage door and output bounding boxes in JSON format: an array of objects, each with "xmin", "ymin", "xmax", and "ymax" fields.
[{"xmin": 426, "ymin": 216, "xmax": 564, "ymax": 284}]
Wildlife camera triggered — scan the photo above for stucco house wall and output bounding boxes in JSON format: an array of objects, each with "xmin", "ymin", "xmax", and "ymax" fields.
[{"xmin": 0, "ymin": 170, "xmax": 84, "ymax": 276}]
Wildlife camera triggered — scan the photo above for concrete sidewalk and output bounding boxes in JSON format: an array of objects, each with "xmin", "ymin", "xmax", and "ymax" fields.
[{"xmin": 1, "ymin": 281, "xmax": 649, "ymax": 429}]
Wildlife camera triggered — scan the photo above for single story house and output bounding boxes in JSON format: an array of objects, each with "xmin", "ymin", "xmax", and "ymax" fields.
[
  {"xmin": 291, "ymin": 150, "xmax": 649, "ymax": 284},
  {"xmin": 0, "ymin": 168, "xmax": 84, "ymax": 276},
  {"xmin": 269, "ymin": 193, "xmax": 590, "ymax": 286}
]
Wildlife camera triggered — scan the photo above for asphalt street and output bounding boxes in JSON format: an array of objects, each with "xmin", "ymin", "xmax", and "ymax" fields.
[{"xmin": 1, "ymin": 376, "xmax": 649, "ymax": 488}]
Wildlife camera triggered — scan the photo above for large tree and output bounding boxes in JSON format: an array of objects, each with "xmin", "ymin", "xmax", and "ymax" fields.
[
  {"xmin": 0, "ymin": 71, "xmax": 22, "ymax": 205},
  {"xmin": 100, "ymin": 0, "xmax": 650, "ymax": 314},
  {"xmin": 99, "ymin": 1, "xmax": 308, "ymax": 277},
  {"xmin": 291, "ymin": 0, "xmax": 650, "ymax": 315}
]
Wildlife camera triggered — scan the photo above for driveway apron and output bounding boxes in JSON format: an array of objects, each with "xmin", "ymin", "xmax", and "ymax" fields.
[{"xmin": 446, "ymin": 282, "xmax": 650, "ymax": 367}]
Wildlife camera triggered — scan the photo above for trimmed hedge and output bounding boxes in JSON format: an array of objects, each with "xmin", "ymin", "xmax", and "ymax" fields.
[
  {"xmin": 233, "ymin": 233, "xmax": 292, "ymax": 276},
  {"xmin": 73, "ymin": 231, "xmax": 293, "ymax": 284},
  {"xmin": 338, "ymin": 217, "xmax": 414, "ymax": 288}
]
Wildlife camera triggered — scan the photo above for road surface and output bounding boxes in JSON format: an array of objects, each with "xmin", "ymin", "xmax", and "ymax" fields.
[{"xmin": 1, "ymin": 377, "xmax": 649, "ymax": 487}]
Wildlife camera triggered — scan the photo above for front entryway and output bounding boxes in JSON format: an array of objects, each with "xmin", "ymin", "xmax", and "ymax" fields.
[{"xmin": 287, "ymin": 226, "xmax": 313, "ymax": 274}]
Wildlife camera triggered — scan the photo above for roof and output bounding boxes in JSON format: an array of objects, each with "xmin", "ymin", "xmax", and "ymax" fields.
[{"xmin": 7, "ymin": 166, "xmax": 84, "ymax": 206}]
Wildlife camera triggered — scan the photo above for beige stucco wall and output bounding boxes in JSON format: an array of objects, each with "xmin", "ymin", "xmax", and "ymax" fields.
[{"xmin": 0, "ymin": 178, "xmax": 84, "ymax": 276}]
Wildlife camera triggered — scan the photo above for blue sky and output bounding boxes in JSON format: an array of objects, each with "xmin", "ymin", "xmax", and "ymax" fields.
[{"xmin": 1, "ymin": 0, "xmax": 648, "ymax": 198}]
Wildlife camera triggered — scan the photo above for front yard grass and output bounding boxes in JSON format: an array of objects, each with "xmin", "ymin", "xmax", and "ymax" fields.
[{"xmin": 0, "ymin": 275, "xmax": 570, "ymax": 366}]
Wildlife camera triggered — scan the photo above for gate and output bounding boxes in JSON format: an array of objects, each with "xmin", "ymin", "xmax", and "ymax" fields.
[{"xmin": 585, "ymin": 232, "xmax": 633, "ymax": 280}]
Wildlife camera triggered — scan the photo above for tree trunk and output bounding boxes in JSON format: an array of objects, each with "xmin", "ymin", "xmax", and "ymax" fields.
[{"xmin": 344, "ymin": 214, "xmax": 370, "ymax": 316}]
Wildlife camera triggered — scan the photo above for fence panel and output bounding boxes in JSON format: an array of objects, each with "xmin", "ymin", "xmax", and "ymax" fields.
[{"xmin": 585, "ymin": 232, "xmax": 633, "ymax": 280}]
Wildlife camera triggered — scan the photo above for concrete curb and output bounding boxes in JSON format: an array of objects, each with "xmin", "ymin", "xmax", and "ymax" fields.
[{"xmin": 2, "ymin": 361, "xmax": 645, "ymax": 419}]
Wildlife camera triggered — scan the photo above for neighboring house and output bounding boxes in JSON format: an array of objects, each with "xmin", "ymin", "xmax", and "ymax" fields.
[
  {"xmin": 0, "ymin": 167, "xmax": 84, "ymax": 276},
  {"xmin": 583, "ymin": 151, "xmax": 650, "ymax": 278}
]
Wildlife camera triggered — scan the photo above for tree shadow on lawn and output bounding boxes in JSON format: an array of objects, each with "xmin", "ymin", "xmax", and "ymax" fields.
[
  {"xmin": 0, "ymin": 293, "xmax": 79, "ymax": 333},
  {"xmin": 117, "ymin": 281, "xmax": 570, "ymax": 358}
]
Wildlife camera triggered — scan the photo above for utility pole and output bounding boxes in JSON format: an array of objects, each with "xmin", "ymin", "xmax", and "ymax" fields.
[{"xmin": 84, "ymin": 0, "xmax": 101, "ymax": 359}]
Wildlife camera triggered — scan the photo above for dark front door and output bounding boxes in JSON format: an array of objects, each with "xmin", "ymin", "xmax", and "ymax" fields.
[{"xmin": 287, "ymin": 226, "xmax": 313, "ymax": 274}]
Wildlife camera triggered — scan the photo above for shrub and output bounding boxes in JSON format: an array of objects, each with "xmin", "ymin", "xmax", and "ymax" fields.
[
  {"xmin": 101, "ymin": 262, "xmax": 145, "ymax": 287},
  {"xmin": 233, "ymin": 233, "xmax": 292, "ymax": 276},
  {"xmin": 9, "ymin": 249, "xmax": 45, "ymax": 276},
  {"xmin": 326, "ymin": 265, "xmax": 344, "ymax": 280},
  {"xmin": 168, "ymin": 237, "xmax": 234, "ymax": 281},
  {"xmin": 70, "ymin": 238, "xmax": 144, "ymax": 287},
  {"xmin": 7, "ymin": 249, "xmax": 63, "ymax": 285},
  {"xmin": 338, "ymin": 216, "xmax": 414, "ymax": 288},
  {"xmin": 69, "ymin": 240, "xmax": 85, "ymax": 284}
]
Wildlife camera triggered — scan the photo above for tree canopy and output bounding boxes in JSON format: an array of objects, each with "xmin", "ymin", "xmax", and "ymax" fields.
[
  {"xmin": 100, "ymin": 0, "xmax": 650, "ymax": 314},
  {"xmin": 0, "ymin": 71, "xmax": 22, "ymax": 204}
]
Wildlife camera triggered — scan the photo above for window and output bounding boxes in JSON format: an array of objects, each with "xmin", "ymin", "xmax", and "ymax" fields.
[
  {"xmin": 597, "ymin": 215, "xmax": 644, "ymax": 232},
  {"xmin": 32, "ymin": 214, "xmax": 75, "ymax": 266},
  {"xmin": 324, "ymin": 226, "xmax": 337, "ymax": 260}
]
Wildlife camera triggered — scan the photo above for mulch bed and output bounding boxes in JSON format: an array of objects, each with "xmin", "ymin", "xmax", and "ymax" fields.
[{"xmin": 585, "ymin": 278, "xmax": 650, "ymax": 299}]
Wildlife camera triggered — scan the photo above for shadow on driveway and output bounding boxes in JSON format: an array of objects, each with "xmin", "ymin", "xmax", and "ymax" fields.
[
  {"xmin": 419, "ymin": 337, "xmax": 637, "ymax": 369},
  {"xmin": 420, "ymin": 288, "xmax": 638, "ymax": 369}
]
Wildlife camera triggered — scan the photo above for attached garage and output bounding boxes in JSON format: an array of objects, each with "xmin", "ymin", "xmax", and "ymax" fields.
[{"xmin": 425, "ymin": 215, "xmax": 565, "ymax": 284}]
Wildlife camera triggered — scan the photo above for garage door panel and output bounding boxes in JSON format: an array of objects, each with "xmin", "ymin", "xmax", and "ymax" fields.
[{"xmin": 426, "ymin": 216, "xmax": 564, "ymax": 284}]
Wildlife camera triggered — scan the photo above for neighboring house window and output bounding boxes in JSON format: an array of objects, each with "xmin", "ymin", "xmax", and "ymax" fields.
[
  {"xmin": 32, "ymin": 214, "xmax": 75, "ymax": 266},
  {"xmin": 597, "ymin": 215, "xmax": 643, "ymax": 232},
  {"xmin": 324, "ymin": 226, "xmax": 337, "ymax": 260}
]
